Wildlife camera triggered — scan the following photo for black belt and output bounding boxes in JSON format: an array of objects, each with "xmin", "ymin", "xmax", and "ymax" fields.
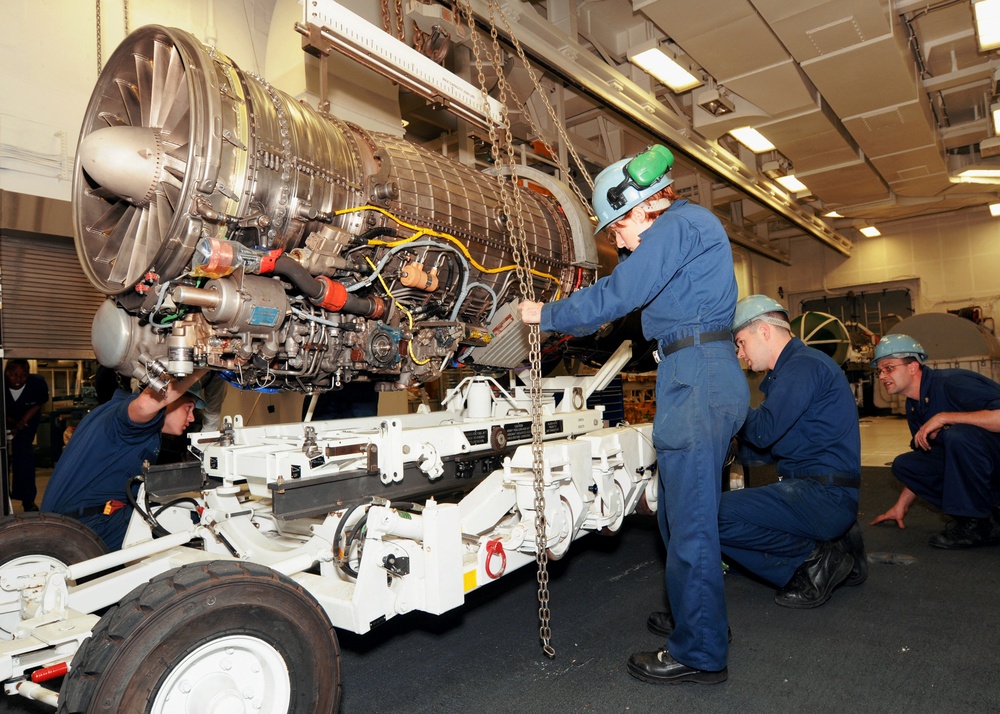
[
  {"xmin": 781, "ymin": 474, "xmax": 861, "ymax": 488},
  {"xmin": 655, "ymin": 330, "xmax": 732, "ymax": 362}
]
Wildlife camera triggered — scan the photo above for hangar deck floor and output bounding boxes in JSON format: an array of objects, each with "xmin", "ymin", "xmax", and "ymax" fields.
[{"xmin": 5, "ymin": 416, "xmax": 997, "ymax": 713}]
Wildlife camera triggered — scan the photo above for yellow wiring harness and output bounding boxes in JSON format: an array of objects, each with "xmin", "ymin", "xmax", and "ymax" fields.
[
  {"xmin": 335, "ymin": 204, "xmax": 563, "ymax": 296},
  {"xmin": 363, "ymin": 255, "xmax": 432, "ymax": 365}
]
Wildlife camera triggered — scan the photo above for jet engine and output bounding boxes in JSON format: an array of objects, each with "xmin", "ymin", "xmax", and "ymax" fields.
[{"xmin": 73, "ymin": 25, "xmax": 597, "ymax": 393}]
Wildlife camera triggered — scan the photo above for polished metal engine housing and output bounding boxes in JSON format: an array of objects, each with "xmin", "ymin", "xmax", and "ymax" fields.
[{"xmin": 73, "ymin": 25, "xmax": 597, "ymax": 392}]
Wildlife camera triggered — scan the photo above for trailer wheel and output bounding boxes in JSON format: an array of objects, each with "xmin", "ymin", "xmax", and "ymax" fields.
[
  {"xmin": 58, "ymin": 561, "xmax": 341, "ymax": 713},
  {"xmin": 0, "ymin": 512, "xmax": 108, "ymax": 570}
]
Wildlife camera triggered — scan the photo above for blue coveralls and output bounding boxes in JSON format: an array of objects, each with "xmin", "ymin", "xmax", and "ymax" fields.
[
  {"xmin": 892, "ymin": 366, "xmax": 1000, "ymax": 518},
  {"xmin": 718, "ymin": 339, "xmax": 860, "ymax": 587},
  {"xmin": 5, "ymin": 374, "xmax": 49, "ymax": 504},
  {"xmin": 42, "ymin": 391, "xmax": 165, "ymax": 550},
  {"xmin": 542, "ymin": 199, "xmax": 748, "ymax": 672}
]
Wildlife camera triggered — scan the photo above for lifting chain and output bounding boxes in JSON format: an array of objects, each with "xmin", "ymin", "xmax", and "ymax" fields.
[
  {"xmin": 382, "ymin": 0, "xmax": 407, "ymax": 41},
  {"xmin": 486, "ymin": 2, "xmax": 594, "ymax": 199},
  {"xmin": 394, "ymin": 0, "xmax": 405, "ymax": 41},
  {"xmin": 459, "ymin": 0, "xmax": 554, "ymax": 659},
  {"xmin": 96, "ymin": 0, "xmax": 102, "ymax": 76},
  {"xmin": 96, "ymin": 0, "xmax": 130, "ymax": 77}
]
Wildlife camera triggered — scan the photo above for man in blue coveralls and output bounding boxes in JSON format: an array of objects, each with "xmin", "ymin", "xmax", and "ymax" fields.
[
  {"xmin": 719, "ymin": 295, "xmax": 865, "ymax": 609},
  {"xmin": 870, "ymin": 334, "xmax": 1000, "ymax": 548},
  {"xmin": 520, "ymin": 145, "xmax": 748, "ymax": 684},
  {"xmin": 42, "ymin": 369, "xmax": 206, "ymax": 551}
]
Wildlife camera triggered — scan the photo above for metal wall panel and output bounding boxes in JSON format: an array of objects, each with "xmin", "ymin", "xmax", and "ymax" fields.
[{"xmin": 0, "ymin": 230, "xmax": 104, "ymax": 359}]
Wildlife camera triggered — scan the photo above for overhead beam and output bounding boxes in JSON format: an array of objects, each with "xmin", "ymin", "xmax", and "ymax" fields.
[{"xmin": 467, "ymin": 0, "xmax": 853, "ymax": 257}]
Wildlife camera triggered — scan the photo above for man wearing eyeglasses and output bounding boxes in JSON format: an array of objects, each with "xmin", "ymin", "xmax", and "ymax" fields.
[
  {"xmin": 720, "ymin": 295, "xmax": 864, "ymax": 610},
  {"xmin": 870, "ymin": 334, "xmax": 1000, "ymax": 548}
]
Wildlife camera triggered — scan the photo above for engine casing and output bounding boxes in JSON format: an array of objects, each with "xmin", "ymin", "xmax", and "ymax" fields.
[{"xmin": 73, "ymin": 26, "xmax": 596, "ymax": 392}]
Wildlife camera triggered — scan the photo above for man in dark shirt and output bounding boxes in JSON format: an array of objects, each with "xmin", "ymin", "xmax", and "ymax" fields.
[
  {"xmin": 42, "ymin": 370, "xmax": 205, "ymax": 551},
  {"xmin": 870, "ymin": 334, "xmax": 1000, "ymax": 548},
  {"xmin": 719, "ymin": 295, "xmax": 864, "ymax": 609},
  {"xmin": 5, "ymin": 359, "xmax": 49, "ymax": 511}
]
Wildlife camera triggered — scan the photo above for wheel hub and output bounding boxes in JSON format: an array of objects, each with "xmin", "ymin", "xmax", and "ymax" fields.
[{"xmin": 152, "ymin": 635, "xmax": 291, "ymax": 713}]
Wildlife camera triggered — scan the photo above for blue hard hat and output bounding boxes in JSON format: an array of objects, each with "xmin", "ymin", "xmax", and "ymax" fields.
[
  {"xmin": 185, "ymin": 381, "xmax": 207, "ymax": 410},
  {"xmin": 732, "ymin": 294, "xmax": 790, "ymax": 334},
  {"xmin": 592, "ymin": 145, "xmax": 674, "ymax": 233},
  {"xmin": 871, "ymin": 334, "xmax": 927, "ymax": 367}
]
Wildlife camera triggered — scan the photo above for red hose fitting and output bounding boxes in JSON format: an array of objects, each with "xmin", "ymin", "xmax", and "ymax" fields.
[
  {"xmin": 485, "ymin": 538, "xmax": 506, "ymax": 579},
  {"xmin": 259, "ymin": 249, "xmax": 283, "ymax": 274},
  {"xmin": 314, "ymin": 276, "xmax": 349, "ymax": 311}
]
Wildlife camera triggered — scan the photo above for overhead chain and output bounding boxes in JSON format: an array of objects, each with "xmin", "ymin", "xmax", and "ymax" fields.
[
  {"xmin": 506, "ymin": 89, "xmax": 592, "ymax": 213},
  {"xmin": 382, "ymin": 0, "xmax": 406, "ymax": 41},
  {"xmin": 488, "ymin": 6, "xmax": 594, "ymax": 196},
  {"xmin": 96, "ymin": 0, "xmax": 102, "ymax": 76},
  {"xmin": 97, "ymin": 0, "xmax": 129, "ymax": 76},
  {"xmin": 393, "ymin": 0, "xmax": 406, "ymax": 41},
  {"xmin": 459, "ymin": 0, "xmax": 553, "ymax": 659}
]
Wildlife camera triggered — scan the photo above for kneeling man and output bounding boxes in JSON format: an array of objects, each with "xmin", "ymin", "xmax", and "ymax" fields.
[{"xmin": 719, "ymin": 296, "xmax": 865, "ymax": 609}]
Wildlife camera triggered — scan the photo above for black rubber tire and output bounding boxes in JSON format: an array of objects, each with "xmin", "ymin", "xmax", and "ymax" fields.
[
  {"xmin": 0, "ymin": 512, "xmax": 108, "ymax": 567},
  {"xmin": 58, "ymin": 561, "xmax": 341, "ymax": 713}
]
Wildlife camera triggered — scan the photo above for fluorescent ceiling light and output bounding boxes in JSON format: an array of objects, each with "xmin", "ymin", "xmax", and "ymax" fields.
[
  {"xmin": 974, "ymin": 0, "xmax": 1000, "ymax": 51},
  {"xmin": 859, "ymin": 225, "xmax": 881, "ymax": 238},
  {"xmin": 729, "ymin": 127, "xmax": 775, "ymax": 153},
  {"xmin": 629, "ymin": 48, "xmax": 702, "ymax": 93},
  {"xmin": 989, "ymin": 202, "xmax": 1000, "ymax": 216},
  {"xmin": 957, "ymin": 164, "xmax": 1000, "ymax": 180},
  {"xmin": 775, "ymin": 175, "xmax": 808, "ymax": 193},
  {"xmin": 824, "ymin": 210, "xmax": 844, "ymax": 218},
  {"xmin": 992, "ymin": 102, "xmax": 1000, "ymax": 134}
]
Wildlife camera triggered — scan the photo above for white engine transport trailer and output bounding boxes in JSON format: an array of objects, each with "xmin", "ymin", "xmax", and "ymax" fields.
[{"xmin": 0, "ymin": 343, "xmax": 657, "ymax": 711}]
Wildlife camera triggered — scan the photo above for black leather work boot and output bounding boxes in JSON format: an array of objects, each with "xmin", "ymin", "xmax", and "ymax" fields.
[
  {"xmin": 929, "ymin": 516, "xmax": 1000, "ymax": 549},
  {"xmin": 647, "ymin": 611, "xmax": 732, "ymax": 643},
  {"xmin": 774, "ymin": 540, "xmax": 854, "ymax": 609},
  {"xmin": 627, "ymin": 649, "xmax": 728, "ymax": 685},
  {"xmin": 835, "ymin": 520, "xmax": 868, "ymax": 586}
]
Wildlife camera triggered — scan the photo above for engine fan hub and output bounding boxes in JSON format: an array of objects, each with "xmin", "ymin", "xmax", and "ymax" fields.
[{"xmin": 78, "ymin": 125, "xmax": 165, "ymax": 207}]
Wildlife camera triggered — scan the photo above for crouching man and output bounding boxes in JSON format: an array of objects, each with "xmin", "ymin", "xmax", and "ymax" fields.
[
  {"xmin": 718, "ymin": 296, "xmax": 865, "ymax": 609},
  {"xmin": 870, "ymin": 334, "xmax": 1000, "ymax": 548}
]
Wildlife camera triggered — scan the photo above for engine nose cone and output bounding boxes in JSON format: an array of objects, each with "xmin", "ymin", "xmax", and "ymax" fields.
[{"xmin": 78, "ymin": 125, "xmax": 164, "ymax": 206}]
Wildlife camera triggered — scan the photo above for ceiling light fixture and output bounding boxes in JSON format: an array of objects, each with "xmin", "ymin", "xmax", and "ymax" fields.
[
  {"xmin": 761, "ymin": 151, "xmax": 791, "ymax": 179},
  {"xmin": 759, "ymin": 151, "xmax": 809, "ymax": 196},
  {"xmin": 696, "ymin": 87, "xmax": 735, "ymax": 116},
  {"xmin": 824, "ymin": 210, "xmax": 844, "ymax": 218},
  {"xmin": 956, "ymin": 163, "xmax": 1000, "ymax": 182},
  {"xmin": 775, "ymin": 175, "xmax": 809, "ymax": 194},
  {"xmin": 989, "ymin": 202, "xmax": 1000, "ymax": 216},
  {"xmin": 854, "ymin": 221, "xmax": 881, "ymax": 237},
  {"xmin": 728, "ymin": 126, "xmax": 775, "ymax": 153},
  {"xmin": 973, "ymin": 0, "xmax": 1000, "ymax": 51},
  {"xmin": 628, "ymin": 45, "xmax": 702, "ymax": 93}
]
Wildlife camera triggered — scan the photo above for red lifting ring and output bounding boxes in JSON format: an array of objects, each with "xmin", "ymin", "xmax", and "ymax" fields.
[{"xmin": 485, "ymin": 538, "xmax": 507, "ymax": 579}]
